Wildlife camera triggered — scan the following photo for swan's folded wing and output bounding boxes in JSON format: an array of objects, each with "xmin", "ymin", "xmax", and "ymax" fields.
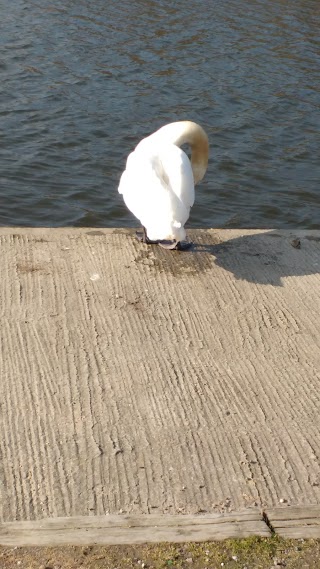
[
  {"xmin": 118, "ymin": 146, "xmax": 191, "ymax": 241},
  {"xmin": 119, "ymin": 150, "xmax": 173, "ymax": 225},
  {"xmin": 159, "ymin": 146, "xmax": 195, "ymax": 210}
]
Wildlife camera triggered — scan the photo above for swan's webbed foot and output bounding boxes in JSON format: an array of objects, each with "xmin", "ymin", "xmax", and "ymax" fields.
[
  {"xmin": 159, "ymin": 240, "xmax": 193, "ymax": 251},
  {"xmin": 176, "ymin": 240, "xmax": 193, "ymax": 251},
  {"xmin": 136, "ymin": 228, "xmax": 192, "ymax": 250}
]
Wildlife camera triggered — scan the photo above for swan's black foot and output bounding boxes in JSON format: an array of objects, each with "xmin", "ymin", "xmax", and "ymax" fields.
[
  {"xmin": 159, "ymin": 240, "xmax": 193, "ymax": 251},
  {"xmin": 136, "ymin": 227, "xmax": 192, "ymax": 250}
]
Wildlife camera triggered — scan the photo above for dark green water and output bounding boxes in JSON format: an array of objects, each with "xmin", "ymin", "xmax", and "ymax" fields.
[{"xmin": 1, "ymin": 0, "xmax": 320, "ymax": 228}]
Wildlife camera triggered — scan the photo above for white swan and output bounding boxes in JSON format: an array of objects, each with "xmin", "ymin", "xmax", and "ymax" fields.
[{"xmin": 118, "ymin": 121, "xmax": 209, "ymax": 250}]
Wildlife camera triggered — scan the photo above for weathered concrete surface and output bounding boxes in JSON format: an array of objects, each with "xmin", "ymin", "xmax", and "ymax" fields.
[{"xmin": 1, "ymin": 228, "xmax": 320, "ymax": 522}]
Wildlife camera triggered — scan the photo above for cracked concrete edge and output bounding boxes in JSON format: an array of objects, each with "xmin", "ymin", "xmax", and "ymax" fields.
[{"xmin": 0, "ymin": 507, "xmax": 320, "ymax": 545}]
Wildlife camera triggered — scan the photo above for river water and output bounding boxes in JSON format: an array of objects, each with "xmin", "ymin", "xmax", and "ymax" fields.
[{"xmin": 1, "ymin": 0, "xmax": 320, "ymax": 228}]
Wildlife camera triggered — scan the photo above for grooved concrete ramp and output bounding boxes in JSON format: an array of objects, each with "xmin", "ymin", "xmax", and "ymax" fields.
[{"xmin": 1, "ymin": 228, "xmax": 320, "ymax": 524}]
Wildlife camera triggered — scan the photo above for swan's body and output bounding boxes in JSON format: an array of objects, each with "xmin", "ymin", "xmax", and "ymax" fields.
[{"xmin": 118, "ymin": 121, "xmax": 209, "ymax": 248}]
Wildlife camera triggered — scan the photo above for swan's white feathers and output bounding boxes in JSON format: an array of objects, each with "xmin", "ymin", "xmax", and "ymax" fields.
[{"xmin": 118, "ymin": 121, "xmax": 208, "ymax": 242}]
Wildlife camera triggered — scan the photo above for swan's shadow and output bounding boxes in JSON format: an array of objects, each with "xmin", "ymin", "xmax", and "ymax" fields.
[
  {"xmin": 186, "ymin": 229, "xmax": 320, "ymax": 286},
  {"xmin": 130, "ymin": 228, "xmax": 320, "ymax": 286}
]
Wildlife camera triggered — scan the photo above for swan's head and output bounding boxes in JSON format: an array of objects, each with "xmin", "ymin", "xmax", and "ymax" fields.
[{"xmin": 155, "ymin": 121, "xmax": 209, "ymax": 185}]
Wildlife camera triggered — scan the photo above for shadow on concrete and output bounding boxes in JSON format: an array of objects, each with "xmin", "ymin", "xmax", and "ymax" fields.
[{"xmin": 191, "ymin": 229, "xmax": 320, "ymax": 286}]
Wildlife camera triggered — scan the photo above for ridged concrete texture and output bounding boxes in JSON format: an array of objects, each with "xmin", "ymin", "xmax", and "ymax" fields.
[{"xmin": 1, "ymin": 228, "xmax": 320, "ymax": 522}]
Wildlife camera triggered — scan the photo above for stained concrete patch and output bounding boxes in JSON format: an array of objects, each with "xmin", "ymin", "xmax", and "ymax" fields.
[{"xmin": 0, "ymin": 228, "xmax": 320, "ymax": 522}]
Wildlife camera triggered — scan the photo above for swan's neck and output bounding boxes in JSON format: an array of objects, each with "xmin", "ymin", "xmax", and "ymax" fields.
[{"xmin": 156, "ymin": 121, "xmax": 209, "ymax": 184}]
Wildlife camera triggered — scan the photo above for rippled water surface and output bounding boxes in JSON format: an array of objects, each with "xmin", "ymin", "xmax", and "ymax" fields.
[{"xmin": 1, "ymin": 0, "xmax": 320, "ymax": 228}]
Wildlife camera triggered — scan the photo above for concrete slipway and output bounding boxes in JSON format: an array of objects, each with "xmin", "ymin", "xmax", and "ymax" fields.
[{"xmin": 1, "ymin": 228, "xmax": 320, "ymax": 544}]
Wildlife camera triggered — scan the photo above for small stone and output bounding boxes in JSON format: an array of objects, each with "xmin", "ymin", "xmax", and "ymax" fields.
[
  {"xmin": 232, "ymin": 555, "xmax": 238, "ymax": 561},
  {"xmin": 186, "ymin": 558, "xmax": 193, "ymax": 563},
  {"xmin": 279, "ymin": 498, "xmax": 287, "ymax": 504},
  {"xmin": 291, "ymin": 238, "xmax": 301, "ymax": 249},
  {"xmin": 205, "ymin": 550, "xmax": 210, "ymax": 556},
  {"xmin": 82, "ymin": 547, "xmax": 92, "ymax": 556},
  {"xmin": 272, "ymin": 558, "xmax": 285, "ymax": 567},
  {"xmin": 90, "ymin": 273, "xmax": 100, "ymax": 281}
]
